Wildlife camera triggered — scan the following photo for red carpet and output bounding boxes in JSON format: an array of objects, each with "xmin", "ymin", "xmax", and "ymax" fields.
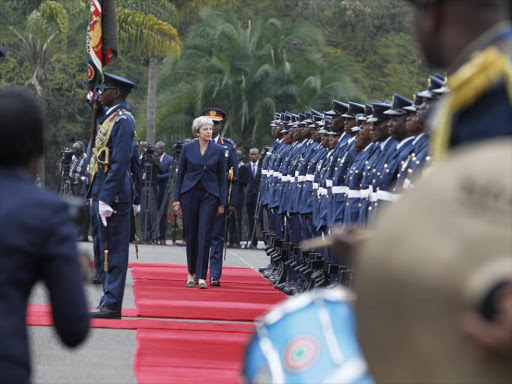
[
  {"xmin": 27, "ymin": 304, "xmax": 256, "ymax": 332},
  {"xmin": 131, "ymin": 264, "xmax": 285, "ymax": 321},
  {"xmin": 29, "ymin": 263, "xmax": 281, "ymax": 383},
  {"xmin": 134, "ymin": 327, "xmax": 253, "ymax": 384}
]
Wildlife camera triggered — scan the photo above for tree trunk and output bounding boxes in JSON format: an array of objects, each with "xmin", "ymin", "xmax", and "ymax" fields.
[{"xmin": 146, "ymin": 54, "xmax": 158, "ymax": 145}]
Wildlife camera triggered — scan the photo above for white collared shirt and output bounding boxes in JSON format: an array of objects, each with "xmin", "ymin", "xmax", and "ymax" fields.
[
  {"xmin": 106, "ymin": 103, "xmax": 120, "ymax": 116},
  {"xmin": 396, "ymin": 136, "xmax": 414, "ymax": 150},
  {"xmin": 412, "ymin": 132, "xmax": 426, "ymax": 145},
  {"xmin": 380, "ymin": 136, "xmax": 392, "ymax": 151}
]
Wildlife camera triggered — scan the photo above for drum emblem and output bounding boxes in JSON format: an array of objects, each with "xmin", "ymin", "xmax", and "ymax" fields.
[{"xmin": 284, "ymin": 336, "xmax": 319, "ymax": 371}]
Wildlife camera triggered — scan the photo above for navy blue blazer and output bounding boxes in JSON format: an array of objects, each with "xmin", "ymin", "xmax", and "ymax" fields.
[
  {"xmin": 174, "ymin": 141, "xmax": 226, "ymax": 205},
  {"xmin": 243, "ymin": 161, "xmax": 261, "ymax": 204},
  {"xmin": 0, "ymin": 168, "xmax": 89, "ymax": 382},
  {"xmin": 90, "ymin": 101, "xmax": 135, "ymax": 205},
  {"xmin": 157, "ymin": 153, "xmax": 174, "ymax": 186}
]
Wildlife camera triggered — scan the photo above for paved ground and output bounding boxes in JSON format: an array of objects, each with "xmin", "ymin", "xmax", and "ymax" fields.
[{"xmin": 28, "ymin": 241, "xmax": 269, "ymax": 384}]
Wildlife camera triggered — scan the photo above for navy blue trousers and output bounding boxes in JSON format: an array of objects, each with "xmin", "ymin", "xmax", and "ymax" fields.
[
  {"xmin": 181, "ymin": 188, "xmax": 218, "ymax": 280},
  {"xmin": 90, "ymin": 202, "xmax": 103, "ymax": 276},
  {"xmin": 93, "ymin": 200, "xmax": 131, "ymax": 311}
]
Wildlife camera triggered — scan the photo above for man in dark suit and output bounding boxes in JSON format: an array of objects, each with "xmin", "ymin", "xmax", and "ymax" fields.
[
  {"xmin": 0, "ymin": 88, "xmax": 90, "ymax": 383},
  {"xmin": 88, "ymin": 73, "xmax": 137, "ymax": 319},
  {"xmin": 243, "ymin": 148, "xmax": 263, "ymax": 249},
  {"xmin": 155, "ymin": 141, "xmax": 174, "ymax": 245}
]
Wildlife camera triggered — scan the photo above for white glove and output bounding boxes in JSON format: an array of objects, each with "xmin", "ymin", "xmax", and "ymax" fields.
[
  {"xmin": 99, "ymin": 201, "xmax": 113, "ymax": 227},
  {"xmin": 133, "ymin": 204, "xmax": 141, "ymax": 216}
]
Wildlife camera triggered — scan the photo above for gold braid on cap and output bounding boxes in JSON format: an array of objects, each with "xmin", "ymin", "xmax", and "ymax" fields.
[{"xmin": 431, "ymin": 47, "xmax": 512, "ymax": 164}]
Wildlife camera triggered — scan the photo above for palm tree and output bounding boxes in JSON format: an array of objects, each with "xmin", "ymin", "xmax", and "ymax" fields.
[
  {"xmin": 116, "ymin": 0, "xmax": 182, "ymax": 145},
  {"xmin": 155, "ymin": 9, "xmax": 363, "ymax": 149},
  {"xmin": 12, "ymin": 0, "xmax": 70, "ymax": 97}
]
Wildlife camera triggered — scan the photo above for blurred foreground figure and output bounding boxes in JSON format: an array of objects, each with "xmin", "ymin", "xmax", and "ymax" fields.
[
  {"xmin": 243, "ymin": 289, "xmax": 373, "ymax": 384},
  {"xmin": 0, "ymin": 88, "xmax": 90, "ymax": 383},
  {"xmin": 356, "ymin": 140, "xmax": 512, "ymax": 383},
  {"xmin": 407, "ymin": 0, "xmax": 512, "ymax": 157}
]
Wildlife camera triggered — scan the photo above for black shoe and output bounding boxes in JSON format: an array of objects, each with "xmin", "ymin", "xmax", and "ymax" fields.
[
  {"xmin": 89, "ymin": 307, "xmax": 121, "ymax": 319},
  {"xmin": 210, "ymin": 277, "xmax": 221, "ymax": 287},
  {"xmin": 231, "ymin": 243, "xmax": 240, "ymax": 249},
  {"xmin": 258, "ymin": 266, "xmax": 269, "ymax": 273},
  {"xmin": 250, "ymin": 244, "xmax": 258, "ymax": 249},
  {"xmin": 92, "ymin": 273, "xmax": 103, "ymax": 285}
]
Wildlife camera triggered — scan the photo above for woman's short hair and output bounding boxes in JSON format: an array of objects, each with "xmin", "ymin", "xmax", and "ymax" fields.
[{"xmin": 191, "ymin": 116, "xmax": 214, "ymax": 136}]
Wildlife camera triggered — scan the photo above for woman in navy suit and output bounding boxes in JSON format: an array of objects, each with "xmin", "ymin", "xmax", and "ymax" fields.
[{"xmin": 173, "ymin": 116, "xmax": 226, "ymax": 289}]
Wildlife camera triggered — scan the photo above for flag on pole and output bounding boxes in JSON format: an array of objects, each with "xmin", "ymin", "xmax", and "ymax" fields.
[{"xmin": 86, "ymin": 0, "xmax": 118, "ymax": 91}]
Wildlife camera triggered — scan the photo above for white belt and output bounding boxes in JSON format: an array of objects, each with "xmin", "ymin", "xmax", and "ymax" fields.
[
  {"xmin": 313, "ymin": 183, "xmax": 319, "ymax": 190},
  {"xmin": 295, "ymin": 171, "xmax": 299, "ymax": 177},
  {"xmin": 370, "ymin": 192, "xmax": 378, "ymax": 202},
  {"xmin": 326, "ymin": 179, "xmax": 333, "ymax": 187},
  {"xmin": 347, "ymin": 190, "xmax": 362, "ymax": 199},
  {"xmin": 306, "ymin": 174, "xmax": 315, "ymax": 181},
  {"xmin": 332, "ymin": 185, "xmax": 348, "ymax": 195},
  {"xmin": 377, "ymin": 190, "xmax": 394, "ymax": 202},
  {"xmin": 298, "ymin": 176, "xmax": 305, "ymax": 182},
  {"xmin": 332, "ymin": 186, "xmax": 348, "ymax": 195},
  {"xmin": 320, "ymin": 188, "xmax": 327, "ymax": 196},
  {"xmin": 261, "ymin": 170, "xmax": 268, "ymax": 175},
  {"xmin": 393, "ymin": 194, "xmax": 403, "ymax": 203},
  {"xmin": 269, "ymin": 170, "xmax": 274, "ymax": 176},
  {"xmin": 361, "ymin": 188, "xmax": 371, "ymax": 199},
  {"xmin": 291, "ymin": 177, "xmax": 297, "ymax": 183}
]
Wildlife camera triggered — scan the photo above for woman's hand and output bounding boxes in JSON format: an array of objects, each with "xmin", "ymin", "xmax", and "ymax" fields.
[
  {"xmin": 216, "ymin": 205, "xmax": 225, "ymax": 217},
  {"xmin": 173, "ymin": 202, "xmax": 182, "ymax": 216}
]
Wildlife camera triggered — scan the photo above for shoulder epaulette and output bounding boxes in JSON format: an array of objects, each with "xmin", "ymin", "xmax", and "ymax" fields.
[
  {"xmin": 117, "ymin": 108, "xmax": 135, "ymax": 123},
  {"xmin": 431, "ymin": 46, "xmax": 512, "ymax": 164}
]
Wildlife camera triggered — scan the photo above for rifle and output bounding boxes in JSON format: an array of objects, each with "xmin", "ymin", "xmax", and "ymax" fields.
[{"xmin": 223, "ymin": 167, "xmax": 234, "ymax": 261}]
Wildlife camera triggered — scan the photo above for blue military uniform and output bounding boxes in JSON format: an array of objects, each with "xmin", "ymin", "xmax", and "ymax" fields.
[
  {"xmin": 204, "ymin": 108, "xmax": 239, "ymax": 284},
  {"xmin": 89, "ymin": 73, "xmax": 137, "ymax": 316},
  {"xmin": 431, "ymin": 22, "xmax": 512, "ymax": 160}
]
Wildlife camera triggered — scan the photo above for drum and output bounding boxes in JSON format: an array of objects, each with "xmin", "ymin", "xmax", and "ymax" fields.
[{"xmin": 243, "ymin": 288, "xmax": 373, "ymax": 384}]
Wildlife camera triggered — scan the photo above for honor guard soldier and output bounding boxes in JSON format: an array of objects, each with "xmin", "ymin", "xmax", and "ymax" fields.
[
  {"xmin": 370, "ymin": 94, "xmax": 414, "ymax": 215},
  {"xmin": 357, "ymin": 102, "xmax": 392, "ymax": 227},
  {"xmin": 301, "ymin": 112, "xmax": 327, "ymax": 240},
  {"xmin": 330, "ymin": 102, "xmax": 364, "ymax": 226},
  {"xmin": 394, "ymin": 94, "xmax": 429, "ymax": 195},
  {"xmin": 344, "ymin": 114, "xmax": 376, "ymax": 226},
  {"xmin": 204, "ymin": 108, "xmax": 239, "ymax": 287},
  {"xmin": 89, "ymin": 73, "xmax": 137, "ymax": 319},
  {"xmin": 324, "ymin": 100, "xmax": 350, "ymax": 227}
]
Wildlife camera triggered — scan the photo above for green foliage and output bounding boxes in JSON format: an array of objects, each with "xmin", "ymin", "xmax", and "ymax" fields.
[
  {"xmin": 0, "ymin": 0, "xmax": 433, "ymax": 186},
  {"xmin": 156, "ymin": 9, "xmax": 363, "ymax": 150},
  {"xmin": 117, "ymin": 9, "xmax": 182, "ymax": 57}
]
